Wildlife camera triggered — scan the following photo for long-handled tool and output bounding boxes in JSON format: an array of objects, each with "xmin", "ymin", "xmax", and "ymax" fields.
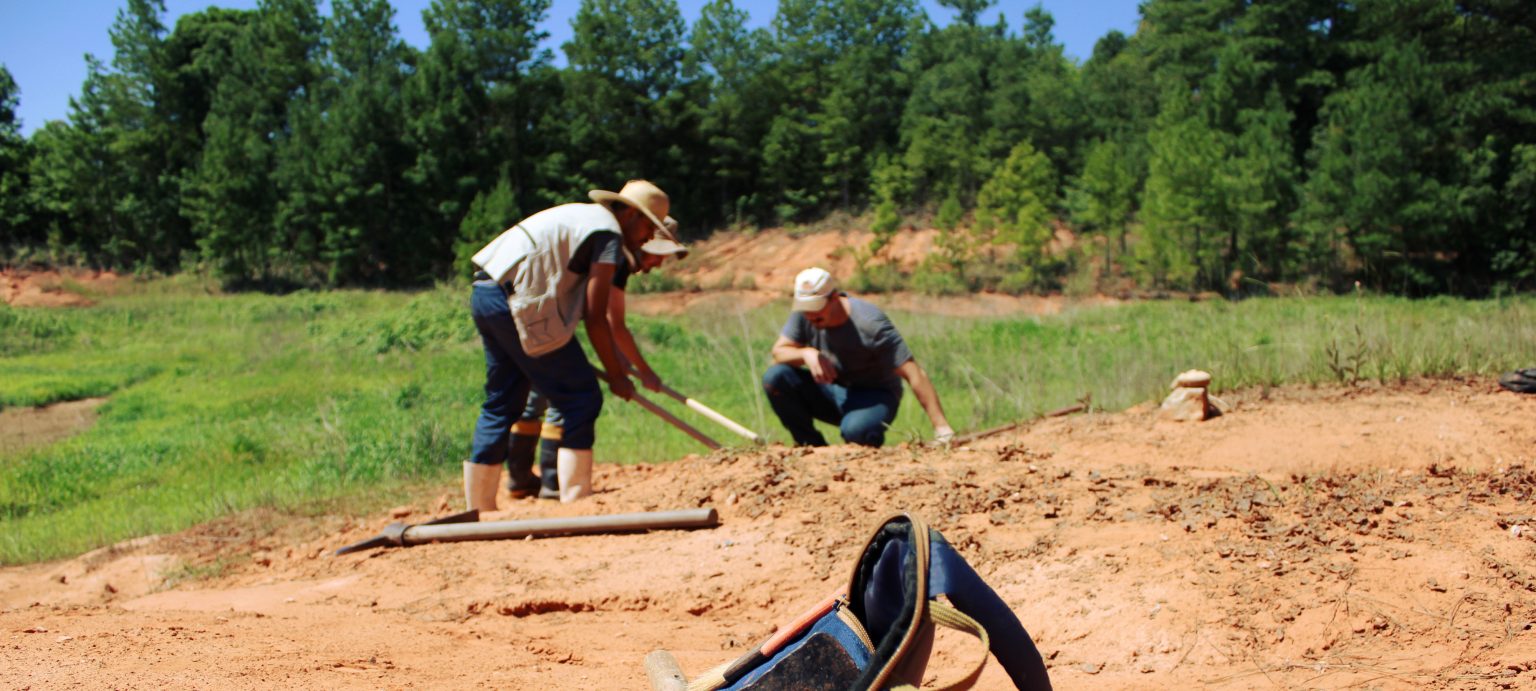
[
  {"xmin": 628, "ymin": 365, "xmax": 763, "ymax": 444},
  {"xmin": 928, "ymin": 394, "xmax": 1091, "ymax": 448},
  {"xmin": 333, "ymin": 507, "xmax": 719, "ymax": 556},
  {"xmin": 594, "ymin": 366, "xmax": 722, "ymax": 450}
]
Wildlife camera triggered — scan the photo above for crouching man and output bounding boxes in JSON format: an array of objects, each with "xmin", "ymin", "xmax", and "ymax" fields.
[{"xmin": 763, "ymin": 267, "xmax": 954, "ymax": 447}]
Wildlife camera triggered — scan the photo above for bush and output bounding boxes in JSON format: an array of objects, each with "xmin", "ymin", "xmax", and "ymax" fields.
[
  {"xmin": 912, "ymin": 263, "xmax": 968, "ymax": 296},
  {"xmin": 847, "ymin": 262, "xmax": 905, "ymax": 294},
  {"xmin": 630, "ymin": 271, "xmax": 687, "ymax": 294}
]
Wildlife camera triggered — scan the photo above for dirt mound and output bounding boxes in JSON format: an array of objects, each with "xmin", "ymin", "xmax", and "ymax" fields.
[
  {"xmin": 4, "ymin": 379, "xmax": 1535, "ymax": 689},
  {"xmin": 630, "ymin": 225, "xmax": 1117, "ymax": 318},
  {"xmin": 1, "ymin": 268, "xmax": 124, "ymax": 308}
]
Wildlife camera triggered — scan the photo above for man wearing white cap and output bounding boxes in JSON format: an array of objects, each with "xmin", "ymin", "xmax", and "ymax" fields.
[
  {"xmin": 764, "ymin": 267, "xmax": 955, "ymax": 447},
  {"xmin": 465, "ymin": 180, "xmax": 678, "ymax": 508}
]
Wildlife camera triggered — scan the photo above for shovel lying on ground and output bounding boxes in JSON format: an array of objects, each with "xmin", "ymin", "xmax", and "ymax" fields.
[
  {"xmin": 332, "ymin": 507, "xmax": 719, "ymax": 556},
  {"xmin": 928, "ymin": 395, "xmax": 1092, "ymax": 448},
  {"xmin": 594, "ymin": 366, "xmax": 723, "ymax": 450},
  {"xmin": 627, "ymin": 365, "xmax": 764, "ymax": 444}
]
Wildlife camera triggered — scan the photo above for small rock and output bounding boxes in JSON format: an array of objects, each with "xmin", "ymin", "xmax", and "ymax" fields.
[
  {"xmin": 1158, "ymin": 386, "xmax": 1210, "ymax": 422},
  {"xmin": 1078, "ymin": 662, "xmax": 1102, "ymax": 675},
  {"xmin": 388, "ymin": 505, "xmax": 414, "ymax": 519},
  {"xmin": 1171, "ymin": 369, "xmax": 1212, "ymax": 388}
]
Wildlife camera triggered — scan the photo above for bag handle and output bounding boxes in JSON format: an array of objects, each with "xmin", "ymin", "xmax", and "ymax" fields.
[{"xmin": 889, "ymin": 600, "xmax": 991, "ymax": 691}]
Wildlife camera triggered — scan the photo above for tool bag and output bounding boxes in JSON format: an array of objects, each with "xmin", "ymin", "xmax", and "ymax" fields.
[{"xmin": 686, "ymin": 513, "xmax": 1052, "ymax": 691}]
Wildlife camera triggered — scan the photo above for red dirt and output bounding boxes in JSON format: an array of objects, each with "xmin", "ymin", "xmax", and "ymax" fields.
[
  {"xmin": 4, "ymin": 379, "xmax": 1535, "ymax": 689},
  {"xmin": 5, "ymin": 234, "xmax": 1535, "ymax": 688},
  {"xmin": 632, "ymin": 225, "xmax": 1115, "ymax": 318},
  {"xmin": 1, "ymin": 267, "xmax": 124, "ymax": 308}
]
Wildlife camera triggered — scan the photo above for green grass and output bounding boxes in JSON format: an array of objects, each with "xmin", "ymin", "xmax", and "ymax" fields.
[{"xmin": 1, "ymin": 283, "xmax": 1534, "ymax": 564}]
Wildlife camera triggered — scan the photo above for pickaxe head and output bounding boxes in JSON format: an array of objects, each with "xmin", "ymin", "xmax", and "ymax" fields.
[{"xmin": 332, "ymin": 509, "xmax": 479, "ymax": 556}]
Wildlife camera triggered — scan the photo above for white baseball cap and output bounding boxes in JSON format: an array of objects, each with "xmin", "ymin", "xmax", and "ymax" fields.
[
  {"xmin": 640, "ymin": 216, "xmax": 688, "ymax": 258},
  {"xmin": 791, "ymin": 267, "xmax": 837, "ymax": 312}
]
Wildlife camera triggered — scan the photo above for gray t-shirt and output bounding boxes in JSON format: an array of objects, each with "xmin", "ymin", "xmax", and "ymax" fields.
[{"xmin": 781, "ymin": 296, "xmax": 913, "ymax": 392}]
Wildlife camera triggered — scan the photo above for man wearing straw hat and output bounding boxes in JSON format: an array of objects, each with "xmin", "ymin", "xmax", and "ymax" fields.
[
  {"xmin": 763, "ymin": 267, "xmax": 954, "ymax": 448},
  {"xmin": 466, "ymin": 180, "xmax": 676, "ymax": 508},
  {"xmin": 507, "ymin": 218, "xmax": 690, "ymax": 500}
]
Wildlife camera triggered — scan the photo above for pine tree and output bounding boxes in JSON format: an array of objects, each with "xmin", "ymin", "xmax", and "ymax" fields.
[
  {"xmin": 404, "ymin": 0, "xmax": 554, "ymax": 277},
  {"xmin": 276, "ymin": 0, "xmax": 414, "ymax": 286},
  {"xmin": 557, "ymin": 0, "xmax": 688, "ymax": 197},
  {"xmin": 1139, "ymin": 86, "xmax": 1224, "ymax": 290},
  {"xmin": 182, "ymin": 0, "xmax": 323, "ymax": 285},
  {"xmin": 898, "ymin": 0, "xmax": 999, "ymax": 207},
  {"xmin": 687, "ymin": 0, "xmax": 773, "ymax": 226},
  {"xmin": 976, "ymin": 139, "xmax": 1057, "ymax": 290},
  {"xmin": 0, "ymin": 65, "xmax": 34, "ymax": 247},
  {"xmin": 1065, "ymin": 137, "xmax": 1137, "ymax": 277}
]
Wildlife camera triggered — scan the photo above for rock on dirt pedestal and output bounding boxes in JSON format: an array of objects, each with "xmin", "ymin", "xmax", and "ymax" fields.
[{"xmin": 1159, "ymin": 369, "xmax": 1227, "ymax": 422}]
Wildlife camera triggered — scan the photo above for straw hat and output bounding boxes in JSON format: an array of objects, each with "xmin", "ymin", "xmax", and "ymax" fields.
[{"xmin": 589, "ymin": 180, "xmax": 670, "ymax": 234}]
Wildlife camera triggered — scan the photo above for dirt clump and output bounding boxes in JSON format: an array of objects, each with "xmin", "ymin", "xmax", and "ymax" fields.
[
  {"xmin": 1, "ymin": 268, "xmax": 125, "ymax": 308},
  {"xmin": 2, "ymin": 379, "xmax": 1535, "ymax": 689}
]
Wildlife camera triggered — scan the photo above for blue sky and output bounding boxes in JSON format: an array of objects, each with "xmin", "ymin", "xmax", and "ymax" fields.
[{"xmin": 1, "ymin": 0, "xmax": 1142, "ymax": 137}]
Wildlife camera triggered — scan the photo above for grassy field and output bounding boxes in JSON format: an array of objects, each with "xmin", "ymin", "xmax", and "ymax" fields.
[{"xmin": 2, "ymin": 279, "xmax": 1534, "ymax": 564}]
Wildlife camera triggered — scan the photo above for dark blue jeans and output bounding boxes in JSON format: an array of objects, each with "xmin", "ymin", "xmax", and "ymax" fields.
[
  {"xmin": 762, "ymin": 363, "xmax": 901, "ymax": 447},
  {"xmin": 469, "ymin": 283, "xmax": 602, "ymax": 465}
]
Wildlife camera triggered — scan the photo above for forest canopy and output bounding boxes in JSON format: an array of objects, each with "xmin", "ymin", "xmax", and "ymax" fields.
[{"xmin": 0, "ymin": 0, "xmax": 1532, "ymax": 295}]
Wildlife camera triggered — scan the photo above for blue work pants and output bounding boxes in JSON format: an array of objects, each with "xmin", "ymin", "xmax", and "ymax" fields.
[
  {"xmin": 469, "ymin": 283, "xmax": 601, "ymax": 465},
  {"xmin": 762, "ymin": 363, "xmax": 900, "ymax": 447}
]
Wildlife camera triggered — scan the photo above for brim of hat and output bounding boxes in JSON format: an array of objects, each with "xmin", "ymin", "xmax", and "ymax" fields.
[
  {"xmin": 791, "ymin": 295, "xmax": 829, "ymax": 312},
  {"xmin": 588, "ymin": 190, "xmax": 667, "ymax": 232},
  {"xmin": 640, "ymin": 238, "xmax": 688, "ymax": 257}
]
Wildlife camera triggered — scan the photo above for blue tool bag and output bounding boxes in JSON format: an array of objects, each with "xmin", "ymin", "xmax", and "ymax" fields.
[{"xmin": 683, "ymin": 512, "xmax": 1053, "ymax": 691}]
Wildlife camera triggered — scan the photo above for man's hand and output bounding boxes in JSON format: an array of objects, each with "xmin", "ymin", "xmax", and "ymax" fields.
[
  {"xmin": 933, "ymin": 425, "xmax": 955, "ymax": 445},
  {"xmin": 608, "ymin": 373, "xmax": 636, "ymax": 401},
  {"xmin": 637, "ymin": 367, "xmax": 663, "ymax": 393},
  {"xmin": 802, "ymin": 347, "xmax": 837, "ymax": 384}
]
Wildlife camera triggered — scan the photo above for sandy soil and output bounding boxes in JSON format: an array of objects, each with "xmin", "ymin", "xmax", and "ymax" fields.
[
  {"xmin": 5, "ymin": 238, "xmax": 1535, "ymax": 689},
  {"xmin": 1, "ymin": 267, "xmax": 123, "ymax": 308},
  {"xmin": 3, "ymin": 379, "xmax": 1534, "ymax": 690}
]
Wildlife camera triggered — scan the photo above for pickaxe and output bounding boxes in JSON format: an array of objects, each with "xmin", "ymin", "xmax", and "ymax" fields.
[{"xmin": 332, "ymin": 507, "xmax": 719, "ymax": 556}]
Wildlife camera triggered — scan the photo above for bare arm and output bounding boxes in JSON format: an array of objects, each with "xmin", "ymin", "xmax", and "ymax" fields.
[
  {"xmin": 895, "ymin": 358, "xmax": 953, "ymax": 441},
  {"xmin": 771, "ymin": 334, "xmax": 837, "ymax": 384},
  {"xmin": 606, "ymin": 287, "xmax": 662, "ymax": 391},
  {"xmin": 584, "ymin": 264, "xmax": 634, "ymax": 400}
]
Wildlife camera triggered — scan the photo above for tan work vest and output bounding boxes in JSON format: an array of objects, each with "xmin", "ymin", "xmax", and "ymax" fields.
[{"xmin": 472, "ymin": 203, "xmax": 620, "ymax": 357}]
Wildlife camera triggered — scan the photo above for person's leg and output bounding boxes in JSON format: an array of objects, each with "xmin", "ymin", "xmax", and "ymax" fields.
[
  {"xmin": 467, "ymin": 284, "xmax": 532, "ymax": 509},
  {"xmin": 537, "ymin": 402, "xmax": 563, "ymax": 499},
  {"xmin": 513, "ymin": 338, "xmax": 603, "ymax": 502},
  {"xmin": 762, "ymin": 364, "xmax": 840, "ymax": 446},
  {"xmin": 505, "ymin": 391, "xmax": 547, "ymax": 497},
  {"xmin": 837, "ymin": 386, "xmax": 902, "ymax": 447}
]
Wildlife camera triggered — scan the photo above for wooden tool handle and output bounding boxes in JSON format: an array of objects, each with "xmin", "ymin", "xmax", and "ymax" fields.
[
  {"xmin": 645, "ymin": 649, "xmax": 688, "ymax": 691},
  {"xmin": 594, "ymin": 366, "xmax": 722, "ymax": 450},
  {"xmin": 624, "ymin": 365, "xmax": 763, "ymax": 443}
]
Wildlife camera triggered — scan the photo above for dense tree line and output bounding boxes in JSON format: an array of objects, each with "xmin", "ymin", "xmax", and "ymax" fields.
[{"xmin": 0, "ymin": 0, "xmax": 1532, "ymax": 294}]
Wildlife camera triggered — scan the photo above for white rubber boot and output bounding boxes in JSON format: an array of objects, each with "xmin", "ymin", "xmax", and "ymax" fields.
[
  {"xmin": 556, "ymin": 448, "xmax": 594, "ymax": 503},
  {"xmin": 463, "ymin": 461, "xmax": 501, "ymax": 511}
]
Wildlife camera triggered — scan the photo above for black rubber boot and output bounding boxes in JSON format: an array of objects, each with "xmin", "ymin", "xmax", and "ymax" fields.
[
  {"xmin": 506, "ymin": 433, "xmax": 541, "ymax": 498},
  {"xmin": 538, "ymin": 436, "xmax": 561, "ymax": 499}
]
